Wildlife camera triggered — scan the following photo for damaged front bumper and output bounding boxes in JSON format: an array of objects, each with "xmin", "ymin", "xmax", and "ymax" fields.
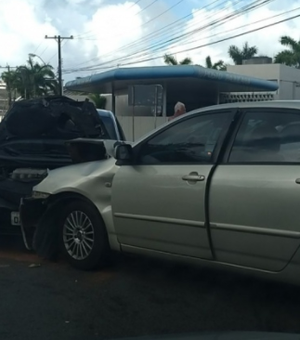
[
  {"xmin": 19, "ymin": 195, "xmax": 49, "ymax": 250},
  {"xmin": 20, "ymin": 193, "xmax": 69, "ymax": 259}
]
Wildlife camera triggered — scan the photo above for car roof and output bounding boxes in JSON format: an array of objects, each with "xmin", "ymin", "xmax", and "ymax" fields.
[
  {"xmin": 189, "ymin": 100, "xmax": 300, "ymax": 116},
  {"xmin": 96, "ymin": 109, "xmax": 114, "ymax": 118}
]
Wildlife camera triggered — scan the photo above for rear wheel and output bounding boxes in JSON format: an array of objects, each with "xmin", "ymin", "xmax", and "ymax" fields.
[{"xmin": 59, "ymin": 200, "xmax": 109, "ymax": 270}]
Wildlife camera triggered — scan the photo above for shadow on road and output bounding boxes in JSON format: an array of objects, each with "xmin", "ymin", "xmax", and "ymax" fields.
[{"xmin": 0, "ymin": 236, "xmax": 299, "ymax": 340}]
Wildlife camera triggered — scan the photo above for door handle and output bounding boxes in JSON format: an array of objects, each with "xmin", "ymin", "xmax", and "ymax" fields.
[
  {"xmin": 182, "ymin": 173, "xmax": 205, "ymax": 182},
  {"xmin": 296, "ymin": 178, "xmax": 300, "ymax": 184}
]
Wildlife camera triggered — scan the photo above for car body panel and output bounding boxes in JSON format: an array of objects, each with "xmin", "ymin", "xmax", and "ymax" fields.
[
  {"xmin": 0, "ymin": 96, "xmax": 125, "ymax": 235},
  {"xmin": 112, "ymin": 164, "xmax": 213, "ymax": 259},
  {"xmin": 32, "ymin": 156, "xmax": 120, "ymax": 250},
  {"xmin": 24, "ymin": 100, "xmax": 300, "ymax": 284},
  {"xmin": 209, "ymin": 165, "xmax": 300, "ymax": 271}
]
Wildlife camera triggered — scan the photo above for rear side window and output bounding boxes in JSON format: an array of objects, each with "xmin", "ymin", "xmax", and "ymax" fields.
[{"xmin": 229, "ymin": 109, "xmax": 300, "ymax": 163}]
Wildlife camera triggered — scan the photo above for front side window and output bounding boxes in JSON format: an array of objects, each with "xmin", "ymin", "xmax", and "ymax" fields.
[
  {"xmin": 229, "ymin": 109, "xmax": 300, "ymax": 163},
  {"xmin": 138, "ymin": 112, "xmax": 232, "ymax": 164}
]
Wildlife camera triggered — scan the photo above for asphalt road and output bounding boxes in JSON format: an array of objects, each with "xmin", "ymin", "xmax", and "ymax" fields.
[{"xmin": 0, "ymin": 236, "xmax": 300, "ymax": 340}]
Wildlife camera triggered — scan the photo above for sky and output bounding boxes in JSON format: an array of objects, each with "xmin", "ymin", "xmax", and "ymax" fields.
[{"xmin": 0, "ymin": 0, "xmax": 300, "ymax": 83}]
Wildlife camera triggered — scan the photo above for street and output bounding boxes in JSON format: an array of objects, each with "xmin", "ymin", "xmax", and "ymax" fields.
[{"xmin": 0, "ymin": 236, "xmax": 300, "ymax": 340}]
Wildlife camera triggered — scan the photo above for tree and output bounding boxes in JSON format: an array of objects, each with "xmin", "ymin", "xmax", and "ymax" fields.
[
  {"xmin": 228, "ymin": 42, "xmax": 258, "ymax": 65},
  {"xmin": 1, "ymin": 57, "xmax": 59, "ymax": 102},
  {"xmin": 205, "ymin": 56, "xmax": 226, "ymax": 70},
  {"xmin": 15, "ymin": 57, "xmax": 59, "ymax": 99},
  {"xmin": 274, "ymin": 36, "xmax": 300, "ymax": 68},
  {"xmin": 89, "ymin": 93, "xmax": 107, "ymax": 109},
  {"xmin": 163, "ymin": 54, "xmax": 192, "ymax": 65}
]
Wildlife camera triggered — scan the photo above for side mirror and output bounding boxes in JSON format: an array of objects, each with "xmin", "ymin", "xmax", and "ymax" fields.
[{"xmin": 114, "ymin": 144, "xmax": 133, "ymax": 164}]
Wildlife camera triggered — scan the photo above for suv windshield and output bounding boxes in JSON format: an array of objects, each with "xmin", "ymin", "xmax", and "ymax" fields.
[{"xmin": 101, "ymin": 116, "xmax": 118, "ymax": 140}]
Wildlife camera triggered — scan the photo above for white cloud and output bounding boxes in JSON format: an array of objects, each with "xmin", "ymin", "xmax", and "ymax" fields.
[
  {"xmin": 0, "ymin": 1, "xmax": 57, "ymax": 64},
  {"xmin": 0, "ymin": 0, "xmax": 300, "ymax": 82},
  {"xmin": 163, "ymin": 1, "xmax": 300, "ymax": 67}
]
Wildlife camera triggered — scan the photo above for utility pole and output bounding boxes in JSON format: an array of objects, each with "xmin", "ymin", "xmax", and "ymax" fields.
[{"xmin": 45, "ymin": 35, "xmax": 73, "ymax": 96}]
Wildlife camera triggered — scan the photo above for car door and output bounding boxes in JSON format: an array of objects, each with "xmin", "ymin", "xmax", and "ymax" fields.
[
  {"xmin": 209, "ymin": 107, "xmax": 300, "ymax": 271},
  {"xmin": 112, "ymin": 110, "xmax": 235, "ymax": 259}
]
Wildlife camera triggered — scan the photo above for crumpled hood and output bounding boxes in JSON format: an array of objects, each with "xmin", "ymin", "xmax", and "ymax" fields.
[
  {"xmin": 33, "ymin": 157, "xmax": 117, "ymax": 196},
  {"xmin": 0, "ymin": 95, "xmax": 109, "ymax": 141}
]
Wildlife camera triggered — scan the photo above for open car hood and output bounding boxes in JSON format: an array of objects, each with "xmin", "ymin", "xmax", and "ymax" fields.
[{"xmin": 0, "ymin": 95, "xmax": 109, "ymax": 142}]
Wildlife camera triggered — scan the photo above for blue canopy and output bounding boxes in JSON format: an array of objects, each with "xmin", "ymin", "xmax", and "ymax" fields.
[{"xmin": 65, "ymin": 65, "xmax": 278, "ymax": 94}]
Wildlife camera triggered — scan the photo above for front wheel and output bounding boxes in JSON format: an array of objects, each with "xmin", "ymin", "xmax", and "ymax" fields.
[{"xmin": 59, "ymin": 200, "xmax": 109, "ymax": 270}]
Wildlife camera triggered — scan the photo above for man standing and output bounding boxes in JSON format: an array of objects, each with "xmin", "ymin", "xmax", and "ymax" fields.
[{"xmin": 168, "ymin": 102, "xmax": 186, "ymax": 121}]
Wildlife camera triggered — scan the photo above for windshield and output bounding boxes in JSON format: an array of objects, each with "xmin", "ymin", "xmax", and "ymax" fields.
[{"xmin": 100, "ymin": 115, "xmax": 118, "ymax": 140}]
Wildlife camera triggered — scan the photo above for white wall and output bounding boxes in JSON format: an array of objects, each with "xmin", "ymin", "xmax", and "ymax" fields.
[
  {"xmin": 279, "ymin": 65, "xmax": 300, "ymax": 100},
  {"xmin": 65, "ymin": 92, "xmax": 167, "ymax": 141},
  {"xmin": 227, "ymin": 64, "xmax": 281, "ymax": 80},
  {"xmin": 118, "ymin": 116, "xmax": 168, "ymax": 141},
  {"xmin": 227, "ymin": 64, "xmax": 300, "ymax": 100}
]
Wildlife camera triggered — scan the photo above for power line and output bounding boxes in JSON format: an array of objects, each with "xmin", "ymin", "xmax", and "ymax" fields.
[
  {"xmin": 107, "ymin": 0, "xmax": 274, "ymax": 66},
  {"xmin": 114, "ymin": 12, "xmax": 300, "ymax": 67},
  {"xmin": 33, "ymin": 40, "xmax": 44, "ymax": 54},
  {"xmin": 133, "ymin": 0, "xmax": 158, "ymax": 16},
  {"xmin": 69, "ymin": 0, "xmax": 270, "ymax": 71},
  {"xmin": 65, "ymin": 0, "xmax": 272, "ymax": 73},
  {"xmin": 47, "ymin": 39, "xmax": 68, "ymax": 64},
  {"xmin": 64, "ymin": 10, "xmax": 300, "ymax": 74},
  {"xmin": 67, "ymin": 0, "xmax": 235, "ymax": 69},
  {"xmin": 45, "ymin": 35, "xmax": 74, "ymax": 95},
  {"xmin": 104, "ymin": 0, "xmax": 272, "ymax": 68},
  {"xmin": 162, "ymin": 4, "xmax": 300, "ymax": 56},
  {"xmin": 39, "ymin": 45, "xmax": 50, "ymax": 59}
]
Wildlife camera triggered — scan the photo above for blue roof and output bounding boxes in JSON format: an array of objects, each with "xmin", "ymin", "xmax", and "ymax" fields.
[{"xmin": 65, "ymin": 65, "xmax": 278, "ymax": 93}]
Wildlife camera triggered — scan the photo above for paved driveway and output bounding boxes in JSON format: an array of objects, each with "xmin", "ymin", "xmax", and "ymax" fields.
[{"xmin": 0, "ymin": 236, "xmax": 299, "ymax": 340}]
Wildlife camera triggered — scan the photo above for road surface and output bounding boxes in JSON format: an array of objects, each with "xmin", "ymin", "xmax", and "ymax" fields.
[{"xmin": 0, "ymin": 236, "xmax": 299, "ymax": 340}]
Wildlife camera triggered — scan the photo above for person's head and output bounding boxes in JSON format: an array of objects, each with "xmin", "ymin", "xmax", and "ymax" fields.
[{"xmin": 174, "ymin": 102, "xmax": 186, "ymax": 116}]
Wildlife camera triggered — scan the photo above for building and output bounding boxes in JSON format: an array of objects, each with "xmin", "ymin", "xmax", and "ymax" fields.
[
  {"xmin": 0, "ymin": 80, "xmax": 8, "ymax": 117},
  {"xmin": 226, "ymin": 57, "xmax": 300, "ymax": 102},
  {"xmin": 65, "ymin": 65, "xmax": 277, "ymax": 141}
]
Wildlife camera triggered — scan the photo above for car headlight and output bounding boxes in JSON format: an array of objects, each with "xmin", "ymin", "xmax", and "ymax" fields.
[{"xmin": 32, "ymin": 191, "xmax": 50, "ymax": 199}]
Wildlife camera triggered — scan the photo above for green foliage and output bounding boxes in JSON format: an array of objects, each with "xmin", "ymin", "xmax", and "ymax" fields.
[
  {"xmin": 1, "ymin": 56, "xmax": 59, "ymax": 104},
  {"xmin": 205, "ymin": 56, "xmax": 227, "ymax": 70},
  {"xmin": 228, "ymin": 42, "xmax": 258, "ymax": 65},
  {"xmin": 89, "ymin": 93, "xmax": 107, "ymax": 109},
  {"xmin": 163, "ymin": 54, "xmax": 193, "ymax": 65},
  {"xmin": 274, "ymin": 36, "xmax": 300, "ymax": 68}
]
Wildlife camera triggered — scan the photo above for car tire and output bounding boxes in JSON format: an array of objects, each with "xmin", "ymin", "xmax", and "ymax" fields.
[{"xmin": 59, "ymin": 199, "xmax": 109, "ymax": 270}]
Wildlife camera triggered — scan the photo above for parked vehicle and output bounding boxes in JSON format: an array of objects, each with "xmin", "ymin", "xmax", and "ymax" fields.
[
  {"xmin": 21, "ymin": 100, "xmax": 300, "ymax": 284},
  {"xmin": 0, "ymin": 96, "xmax": 124, "ymax": 242},
  {"xmin": 96, "ymin": 109, "xmax": 126, "ymax": 141}
]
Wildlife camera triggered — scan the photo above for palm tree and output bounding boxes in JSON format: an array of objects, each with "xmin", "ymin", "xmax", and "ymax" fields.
[
  {"xmin": 228, "ymin": 42, "xmax": 258, "ymax": 65},
  {"xmin": 163, "ymin": 54, "xmax": 192, "ymax": 65},
  {"xmin": 205, "ymin": 56, "xmax": 226, "ymax": 70},
  {"xmin": 1, "ymin": 58, "xmax": 59, "ymax": 105},
  {"xmin": 15, "ymin": 57, "xmax": 59, "ymax": 99},
  {"xmin": 274, "ymin": 36, "xmax": 300, "ymax": 68},
  {"xmin": 89, "ymin": 93, "xmax": 107, "ymax": 109}
]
